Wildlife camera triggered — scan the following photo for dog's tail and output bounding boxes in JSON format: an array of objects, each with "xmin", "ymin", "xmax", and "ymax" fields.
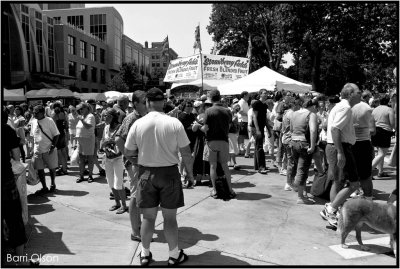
[{"xmin": 337, "ymin": 206, "xmax": 345, "ymax": 235}]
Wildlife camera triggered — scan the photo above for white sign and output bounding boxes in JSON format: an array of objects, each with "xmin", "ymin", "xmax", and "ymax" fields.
[
  {"xmin": 164, "ymin": 55, "xmax": 201, "ymax": 82},
  {"xmin": 164, "ymin": 54, "xmax": 250, "ymax": 83},
  {"xmin": 202, "ymin": 54, "xmax": 249, "ymax": 81}
]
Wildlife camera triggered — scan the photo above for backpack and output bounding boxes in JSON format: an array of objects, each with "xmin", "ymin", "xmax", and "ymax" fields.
[{"xmin": 310, "ymin": 172, "xmax": 332, "ymax": 200}]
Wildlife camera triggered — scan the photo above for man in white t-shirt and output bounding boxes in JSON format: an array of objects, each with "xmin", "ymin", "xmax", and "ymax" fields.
[
  {"xmin": 30, "ymin": 105, "xmax": 60, "ymax": 194},
  {"xmin": 124, "ymin": 88, "xmax": 193, "ymax": 266},
  {"xmin": 237, "ymin": 91, "xmax": 250, "ymax": 156}
]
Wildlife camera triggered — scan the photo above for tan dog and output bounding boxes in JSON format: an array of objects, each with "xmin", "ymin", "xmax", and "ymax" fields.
[{"xmin": 338, "ymin": 198, "xmax": 397, "ymax": 257}]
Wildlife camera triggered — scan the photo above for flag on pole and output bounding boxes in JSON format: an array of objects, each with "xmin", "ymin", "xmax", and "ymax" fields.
[
  {"xmin": 246, "ymin": 35, "xmax": 252, "ymax": 59},
  {"xmin": 161, "ymin": 36, "xmax": 169, "ymax": 59},
  {"xmin": 193, "ymin": 25, "xmax": 202, "ymax": 51},
  {"xmin": 211, "ymin": 41, "xmax": 218, "ymax": 55}
]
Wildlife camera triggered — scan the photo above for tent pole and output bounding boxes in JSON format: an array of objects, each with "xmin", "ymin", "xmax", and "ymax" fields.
[{"xmin": 200, "ymin": 51, "xmax": 204, "ymax": 96}]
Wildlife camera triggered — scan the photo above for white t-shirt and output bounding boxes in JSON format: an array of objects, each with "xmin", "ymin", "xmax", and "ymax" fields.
[
  {"xmin": 125, "ymin": 111, "xmax": 190, "ymax": 167},
  {"xmin": 327, "ymin": 99, "xmax": 356, "ymax": 145},
  {"xmin": 238, "ymin": 98, "xmax": 249, "ymax": 123},
  {"xmin": 76, "ymin": 113, "xmax": 96, "ymax": 138},
  {"xmin": 30, "ymin": 117, "xmax": 60, "ymax": 154}
]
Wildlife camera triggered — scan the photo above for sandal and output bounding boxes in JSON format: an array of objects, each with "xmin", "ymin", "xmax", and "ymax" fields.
[
  {"xmin": 109, "ymin": 205, "xmax": 121, "ymax": 211},
  {"xmin": 131, "ymin": 234, "xmax": 141, "ymax": 242},
  {"xmin": 88, "ymin": 176, "xmax": 94, "ymax": 183},
  {"xmin": 167, "ymin": 249, "xmax": 188, "ymax": 266},
  {"xmin": 116, "ymin": 206, "xmax": 129, "ymax": 214},
  {"xmin": 378, "ymin": 172, "xmax": 390, "ymax": 177},
  {"xmin": 139, "ymin": 251, "xmax": 152, "ymax": 266},
  {"xmin": 229, "ymin": 191, "xmax": 237, "ymax": 199},
  {"xmin": 210, "ymin": 190, "xmax": 218, "ymax": 199},
  {"xmin": 49, "ymin": 185, "xmax": 57, "ymax": 193}
]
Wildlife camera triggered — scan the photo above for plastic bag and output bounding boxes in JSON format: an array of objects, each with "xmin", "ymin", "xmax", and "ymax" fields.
[
  {"xmin": 11, "ymin": 159, "xmax": 27, "ymax": 177},
  {"xmin": 16, "ymin": 172, "xmax": 28, "ymax": 224},
  {"xmin": 26, "ymin": 160, "xmax": 40, "ymax": 186},
  {"xmin": 70, "ymin": 147, "xmax": 79, "ymax": 166}
]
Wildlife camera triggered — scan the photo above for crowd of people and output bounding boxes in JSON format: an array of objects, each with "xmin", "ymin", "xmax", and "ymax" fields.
[{"xmin": 3, "ymin": 83, "xmax": 397, "ymax": 266}]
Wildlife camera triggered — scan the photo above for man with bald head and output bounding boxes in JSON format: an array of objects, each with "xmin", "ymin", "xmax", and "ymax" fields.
[{"xmin": 320, "ymin": 83, "xmax": 362, "ymax": 227}]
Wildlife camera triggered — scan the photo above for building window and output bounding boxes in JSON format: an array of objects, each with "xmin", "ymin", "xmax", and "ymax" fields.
[
  {"xmin": 90, "ymin": 45, "xmax": 97, "ymax": 61},
  {"xmin": 156, "ymin": 63, "xmax": 160, "ymax": 67},
  {"xmin": 90, "ymin": 14, "xmax": 107, "ymax": 41},
  {"xmin": 91, "ymin": 67, "xmax": 97, "ymax": 82},
  {"xmin": 163, "ymin": 62, "xmax": 167, "ymax": 67},
  {"xmin": 69, "ymin": 61, "xmax": 76, "ymax": 77},
  {"xmin": 48, "ymin": 24, "xmax": 55, "ymax": 72},
  {"xmin": 21, "ymin": 11, "xmax": 30, "ymax": 67},
  {"xmin": 100, "ymin": 69, "xmax": 106, "ymax": 84},
  {"xmin": 67, "ymin": 15, "xmax": 84, "ymax": 30},
  {"xmin": 125, "ymin": 45, "xmax": 132, "ymax": 63},
  {"xmin": 21, "ymin": 4, "xmax": 29, "ymax": 14},
  {"xmin": 80, "ymin": 64, "xmax": 88, "ymax": 81},
  {"xmin": 53, "ymin": 16, "xmax": 61, "ymax": 24},
  {"xmin": 80, "ymin": 41, "xmax": 87, "ymax": 58},
  {"xmin": 114, "ymin": 17, "xmax": 122, "ymax": 66},
  {"xmin": 152, "ymin": 63, "xmax": 155, "ymax": 67},
  {"xmin": 47, "ymin": 17, "xmax": 54, "ymax": 25},
  {"xmin": 68, "ymin": 35, "xmax": 76, "ymax": 55},
  {"xmin": 100, "ymin": 48, "xmax": 105, "ymax": 64},
  {"xmin": 35, "ymin": 11, "xmax": 42, "ymax": 20},
  {"xmin": 152, "ymin": 55, "xmax": 155, "ymax": 60},
  {"xmin": 156, "ymin": 55, "xmax": 160, "ymax": 60},
  {"xmin": 35, "ymin": 19, "xmax": 43, "ymax": 71}
]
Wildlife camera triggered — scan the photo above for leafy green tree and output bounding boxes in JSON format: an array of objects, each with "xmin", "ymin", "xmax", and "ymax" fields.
[{"xmin": 107, "ymin": 74, "xmax": 128, "ymax": 92}]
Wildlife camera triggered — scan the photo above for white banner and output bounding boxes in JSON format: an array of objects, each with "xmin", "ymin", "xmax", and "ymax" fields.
[
  {"xmin": 164, "ymin": 54, "xmax": 249, "ymax": 83},
  {"xmin": 164, "ymin": 55, "xmax": 201, "ymax": 82},
  {"xmin": 202, "ymin": 54, "xmax": 249, "ymax": 80}
]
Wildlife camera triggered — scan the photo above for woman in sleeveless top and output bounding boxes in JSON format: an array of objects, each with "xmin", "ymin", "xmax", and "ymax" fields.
[
  {"xmin": 289, "ymin": 98, "xmax": 318, "ymax": 205},
  {"xmin": 100, "ymin": 108, "xmax": 128, "ymax": 214},
  {"xmin": 51, "ymin": 102, "xmax": 69, "ymax": 176}
]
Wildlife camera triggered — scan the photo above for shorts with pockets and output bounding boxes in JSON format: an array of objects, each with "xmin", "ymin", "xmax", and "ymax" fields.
[
  {"xmin": 136, "ymin": 165, "xmax": 184, "ymax": 209},
  {"xmin": 32, "ymin": 150, "xmax": 58, "ymax": 170},
  {"xmin": 203, "ymin": 140, "xmax": 230, "ymax": 163}
]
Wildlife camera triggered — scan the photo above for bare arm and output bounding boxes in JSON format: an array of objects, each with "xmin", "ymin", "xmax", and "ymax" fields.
[
  {"xmin": 331, "ymin": 127, "xmax": 345, "ymax": 168},
  {"xmin": 179, "ymin": 145, "xmax": 194, "ymax": 179},
  {"xmin": 388, "ymin": 108, "xmax": 395, "ymax": 130},
  {"xmin": 307, "ymin": 113, "xmax": 318, "ymax": 154},
  {"xmin": 11, "ymin": 147, "xmax": 21, "ymax": 161}
]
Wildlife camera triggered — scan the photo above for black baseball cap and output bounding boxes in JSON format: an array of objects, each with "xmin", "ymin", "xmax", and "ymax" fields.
[{"xmin": 146, "ymin": 87, "xmax": 164, "ymax": 101}]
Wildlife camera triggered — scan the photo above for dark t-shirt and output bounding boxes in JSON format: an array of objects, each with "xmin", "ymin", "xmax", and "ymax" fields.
[
  {"xmin": 204, "ymin": 103, "xmax": 232, "ymax": 142},
  {"xmin": 251, "ymin": 100, "xmax": 267, "ymax": 130},
  {"xmin": 2, "ymin": 124, "xmax": 20, "ymax": 192}
]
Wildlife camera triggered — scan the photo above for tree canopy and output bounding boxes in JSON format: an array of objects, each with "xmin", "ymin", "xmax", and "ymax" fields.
[{"xmin": 207, "ymin": 2, "xmax": 398, "ymax": 94}]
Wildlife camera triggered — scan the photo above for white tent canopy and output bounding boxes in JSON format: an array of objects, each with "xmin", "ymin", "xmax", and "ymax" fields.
[
  {"xmin": 3, "ymin": 88, "xmax": 26, "ymax": 101},
  {"xmin": 171, "ymin": 79, "xmax": 232, "ymax": 91},
  {"xmin": 218, "ymin": 66, "xmax": 312, "ymax": 95}
]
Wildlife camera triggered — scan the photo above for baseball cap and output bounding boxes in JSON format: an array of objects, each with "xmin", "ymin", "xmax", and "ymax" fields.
[
  {"xmin": 194, "ymin": 101, "xmax": 202, "ymax": 108},
  {"xmin": 200, "ymin": 94, "xmax": 207, "ymax": 101},
  {"xmin": 232, "ymin": 98, "xmax": 239, "ymax": 104},
  {"xmin": 87, "ymin": 99, "xmax": 96, "ymax": 105},
  {"xmin": 96, "ymin": 104, "xmax": 103, "ymax": 110},
  {"xmin": 146, "ymin": 87, "xmax": 164, "ymax": 101}
]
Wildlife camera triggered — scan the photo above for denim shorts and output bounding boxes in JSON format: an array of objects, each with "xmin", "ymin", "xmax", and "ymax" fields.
[
  {"xmin": 326, "ymin": 143, "xmax": 359, "ymax": 183},
  {"xmin": 136, "ymin": 165, "xmax": 184, "ymax": 209}
]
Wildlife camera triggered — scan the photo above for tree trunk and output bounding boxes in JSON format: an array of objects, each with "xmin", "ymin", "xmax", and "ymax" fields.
[{"xmin": 310, "ymin": 49, "xmax": 321, "ymax": 92}]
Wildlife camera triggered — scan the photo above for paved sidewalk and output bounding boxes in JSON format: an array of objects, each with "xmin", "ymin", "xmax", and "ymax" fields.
[{"xmin": 6, "ymin": 149, "xmax": 397, "ymax": 267}]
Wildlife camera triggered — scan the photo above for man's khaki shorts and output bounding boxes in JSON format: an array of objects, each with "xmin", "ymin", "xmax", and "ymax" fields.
[{"xmin": 32, "ymin": 150, "xmax": 58, "ymax": 170}]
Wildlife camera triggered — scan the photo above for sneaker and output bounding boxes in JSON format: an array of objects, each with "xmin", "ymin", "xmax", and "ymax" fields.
[
  {"xmin": 327, "ymin": 211, "xmax": 338, "ymax": 227},
  {"xmin": 87, "ymin": 176, "xmax": 94, "ymax": 183},
  {"xmin": 320, "ymin": 208, "xmax": 328, "ymax": 220},
  {"xmin": 320, "ymin": 203, "xmax": 331, "ymax": 220},
  {"xmin": 297, "ymin": 197, "xmax": 315, "ymax": 204},
  {"xmin": 279, "ymin": 169, "xmax": 287, "ymax": 176},
  {"xmin": 76, "ymin": 176, "xmax": 85, "ymax": 183},
  {"xmin": 284, "ymin": 183, "xmax": 293, "ymax": 191},
  {"xmin": 35, "ymin": 187, "xmax": 49, "ymax": 195}
]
